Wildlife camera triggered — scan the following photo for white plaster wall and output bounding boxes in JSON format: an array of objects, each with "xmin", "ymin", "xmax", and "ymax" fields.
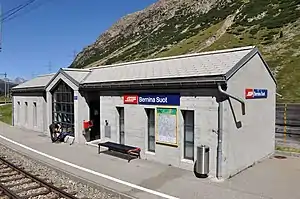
[
  {"xmin": 223, "ymin": 53, "xmax": 276, "ymax": 178},
  {"xmin": 13, "ymin": 95, "xmax": 46, "ymax": 133},
  {"xmin": 76, "ymin": 91, "xmax": 90, "ymax": 144},
  {"xmin": 100, "ymin": 93, "xmax": 219, "ymax": 176}
]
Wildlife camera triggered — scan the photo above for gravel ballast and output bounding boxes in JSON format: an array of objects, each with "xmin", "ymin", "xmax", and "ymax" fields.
[{"xmin": 0, "ymin": 144, "xmax": 135, "ymax": 199}]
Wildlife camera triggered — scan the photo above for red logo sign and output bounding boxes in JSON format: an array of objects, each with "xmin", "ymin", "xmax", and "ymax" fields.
[
  {"xmin": 245, "ymin": 88, "xmax": 254, "ymax": 99},
  {"xmin": 123, "ymin": 95, "xmax": 138, "ymax": 104}
]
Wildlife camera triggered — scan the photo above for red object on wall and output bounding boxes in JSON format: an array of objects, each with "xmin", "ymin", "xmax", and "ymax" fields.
[
  {"xmin": 83, "ymin": 120, "xmax": 93, "ymax": 129},
  {"xmin": 123, "ymin": 94, "xmax": 138, "ymax": 104},
  {"xmin": 245, "ymin": 88, "xmax": 254, "ymax": 99}
]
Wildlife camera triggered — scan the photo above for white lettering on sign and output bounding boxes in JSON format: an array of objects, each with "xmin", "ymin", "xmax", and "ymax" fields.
[
  {"xmin": 156, "ymin": 97, "xmax": 168, "ymax": 103},
  {"xmin": 139, "ymin": 96, "xmax": 168, "ymax": 104},
  {"xmin": 139, "ymin": 97, "xmax": 155, "ymax": 103},
  {"xmin": 246, "ymin": 91, "xmax": 254, "ymax": 97}
]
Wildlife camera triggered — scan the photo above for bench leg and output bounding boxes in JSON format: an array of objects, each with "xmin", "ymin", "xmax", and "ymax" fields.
[{"xmin": 98, "ymin": 146, "xmax": 100, "ymax": 154}]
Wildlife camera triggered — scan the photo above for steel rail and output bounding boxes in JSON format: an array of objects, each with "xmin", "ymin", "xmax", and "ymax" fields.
[{"xmin": 0, "ymin": 156, "xmax": 78, "ymax": 199}]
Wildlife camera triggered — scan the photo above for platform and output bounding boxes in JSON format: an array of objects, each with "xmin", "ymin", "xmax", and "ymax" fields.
[{"xmin": 0, "ymin": 122, "xmax": 300, "ymax": 199}]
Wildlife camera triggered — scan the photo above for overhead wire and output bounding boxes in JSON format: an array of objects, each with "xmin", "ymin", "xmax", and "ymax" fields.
[{"xmin": 2, "ymin": 0, "xmax": 38, "ymax": 22}]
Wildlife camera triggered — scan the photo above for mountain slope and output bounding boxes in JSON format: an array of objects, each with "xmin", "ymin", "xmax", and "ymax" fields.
[{"xmin": 70, "ymin": 0, "xmax": 300, "ymax": 103}]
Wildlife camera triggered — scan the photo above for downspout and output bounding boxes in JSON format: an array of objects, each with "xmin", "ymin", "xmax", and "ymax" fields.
[
  {"xmin": 217, "ymin": 84, "xmax": 245, "ymax": 115},
  {"xmin": 216, "ymin": 84, "xmax": 246, "ymax": 179},
  {"xmin": 217, "ymin": 101, "xmax": 223, "ymax": 180}
]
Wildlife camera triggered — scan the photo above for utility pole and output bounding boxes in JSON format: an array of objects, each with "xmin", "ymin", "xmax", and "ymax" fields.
[
  {"xmin": 0, "ymin": 3, "xmax": 2, "ymax": 52},
  {"xmin": 46, "ymin": 61, "xmax": 52, "ymax": 73}
]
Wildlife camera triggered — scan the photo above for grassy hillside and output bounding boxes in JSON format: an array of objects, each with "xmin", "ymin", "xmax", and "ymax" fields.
[
  {"xmin": 71, "ymin": 0, "xmax": 300, "ymax": 102},
  {"xmin": 153, "ymin": 0, "xmax": 300, "ymax": 102}
]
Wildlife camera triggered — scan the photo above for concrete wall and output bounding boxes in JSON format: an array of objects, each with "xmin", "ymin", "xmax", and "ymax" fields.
[
  {"xmin": 99, "ymin": 89, "xmax": 219, "ymax": 176},
  {"xmin": 223, "ymin": 53, "xmax": 276, "ymax": 178},
  {"xmin": 13, "ymin": 94, "xmax": 47, "ymax": 133},
  {"xmin": 76, "ymin": 90, "xmax": 89, "ymax": 144}
]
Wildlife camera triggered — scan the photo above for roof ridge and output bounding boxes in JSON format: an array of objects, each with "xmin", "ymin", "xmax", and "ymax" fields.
[
  {"xmin": 36, "ymin": 73, "xmax": 56, "ymax": 77},
  {"xmin": 88, "ymin": 46, "xmax": 256, "ymax": 71}
]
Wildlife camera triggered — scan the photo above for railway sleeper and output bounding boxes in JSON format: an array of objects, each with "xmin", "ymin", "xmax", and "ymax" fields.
[
  {"xmin": 19, "ymin": 187, "xmax": 50, "ymax": 198},
  {"xmin": 3, "ymin": 179, "xmax": 32, "ymax": 188},
  {"xmin": 11, "ymin": 182, "xmax": 41, "ymax": 193},
  {"xmin": 0, "ymin": 175, "xmax": 25, "ymax": 183},
  {"xmin": 0, "ymin": 171, "xmax": 19, "ymax": 178}
]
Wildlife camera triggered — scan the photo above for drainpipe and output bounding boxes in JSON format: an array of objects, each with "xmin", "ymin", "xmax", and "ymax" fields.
[
  {"xmin": 216, "ymin": 84, "xmax": 246, "ymax": 179},
  {"xmin": 217, "ymin": 101, "xmax": 223, "ymax": 179},
  {"xmin": 217, "ymin": 84, "xmax": 245, "ymax": 115}
]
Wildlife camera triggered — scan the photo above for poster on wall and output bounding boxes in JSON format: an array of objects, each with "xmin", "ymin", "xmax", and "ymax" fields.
[{"xmin": 156, "ymin": 107, "xmax": 178, "ymax": 146}]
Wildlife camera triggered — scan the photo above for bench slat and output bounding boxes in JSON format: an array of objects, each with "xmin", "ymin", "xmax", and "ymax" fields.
[{"xmin": 98, "ymin": 141, "xmax": 141, "ymax": 163}]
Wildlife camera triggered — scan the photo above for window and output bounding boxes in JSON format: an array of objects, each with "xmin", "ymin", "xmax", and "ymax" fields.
[
  {"xmin": 146, "ymin": 109, "xmax": 155, "ymax": 152},
  {"xmin": 24, "ymin": 102, "xmax": 28, "ymax": 124},
  {"xmin": 17, "ymin": 102, "xmax": 20, "ymax": 123},
  {"xmin": 183, "ymin": 110, "xmax": 194, "ymax": 160},
  {"xmin": 33, "ymin": 102, "xmax": 37, "ymax": 127},
  {"xmin": 117, "ymin": 107, "xmax": 125, "ymax": 144},
  {"xmin": 52, "ymin": 81, "xmax": 74, "ymax": 135}
]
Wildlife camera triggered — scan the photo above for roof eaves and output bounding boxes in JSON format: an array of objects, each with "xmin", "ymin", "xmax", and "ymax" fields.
[
  {"xmin": 44, "ymin": 69, "xmax": 61, "ymax": 90},
  {"xmin": 80, "ymin": 75, "xmax": 226, "ymax": 90},
  {"xmin": 225, "ymin": 47, "xmax": 258, "ymax": 81},
  {"xmin": 225, "ymin": 47, "xmax": 277, "ymax": 85},
  {"xmin": 60, "ymin": 69, "xmax": 80, "ymax": 87},
  {"xmin": 256, "ymin": 50, "xmax": 277, "ymax": 85},
  {"xmin": 11, "ymin": 86, "xmax": 45, "ymax": 93}
]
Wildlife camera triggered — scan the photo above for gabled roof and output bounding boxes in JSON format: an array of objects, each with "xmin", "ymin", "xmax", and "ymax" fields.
[
  {"xmin": 45, "ymin": 68, "xmax": 91, "ymax": 90},
  {"xmin": 12, "ymin": 46, "xmax": 276, "ymax": 92},
  {"xmin": 12, "ymin": 73, "xmax": 55, "ymax": 92},
  {"xmin": 12, "ymin": 68, "xmax": 91, "ymax": 93},
  {"xmin": 81, "ymin": 46, "xmax": 276, "ymax": 89}
]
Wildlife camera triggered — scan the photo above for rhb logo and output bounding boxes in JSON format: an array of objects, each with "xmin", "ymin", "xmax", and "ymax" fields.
[
  {"xmin": 245, "ymin": 88, "xmax": 268, "ymax": 99},
  {"xmin": 123, "ymin": 95, "xmax": 138, "ymax": 104}
]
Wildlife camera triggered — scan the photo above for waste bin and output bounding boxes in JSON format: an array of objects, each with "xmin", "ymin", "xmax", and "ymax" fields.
[{"xmin": 196, "ymin": 145, "xmax": 209, "ymax": 177}]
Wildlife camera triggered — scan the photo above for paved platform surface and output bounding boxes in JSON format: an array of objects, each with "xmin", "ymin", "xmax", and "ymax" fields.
[{"xmin": 0, "ymin": 122, "xmax": 299, "ymax": 199}]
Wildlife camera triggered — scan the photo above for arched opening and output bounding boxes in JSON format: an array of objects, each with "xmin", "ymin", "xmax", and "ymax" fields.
[{"xmin": 51, "ymin": 80, "xmax": 74, "ymax": 136}]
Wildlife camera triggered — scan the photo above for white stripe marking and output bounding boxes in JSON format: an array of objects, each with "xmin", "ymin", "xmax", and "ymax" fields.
[{"xmin": 0, "ymin": 134, "xmax": 179, "ymax": 199}]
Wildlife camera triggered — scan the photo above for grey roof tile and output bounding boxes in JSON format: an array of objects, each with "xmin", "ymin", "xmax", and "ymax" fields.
[
  {"xmin": 63, "ymin": 70, "xmax": 91, "ymax": 83},
  {"xmin": 83, "ymin": 46, "xmax": 254, "ymax": 84},
  {"xmin": 13, "ymin": 73, "xmax": 55, "ymax": 89}
]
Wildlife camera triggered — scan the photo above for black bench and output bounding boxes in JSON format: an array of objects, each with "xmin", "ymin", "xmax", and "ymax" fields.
[{"xmin": 98, "ymin": 141, "xmax": 141, "ymax": 162}]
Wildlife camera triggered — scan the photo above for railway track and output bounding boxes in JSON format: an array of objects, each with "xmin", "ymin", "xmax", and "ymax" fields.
[{"xmin": 0, "ymin": 156, "xmax": 80, "ymax": 199}]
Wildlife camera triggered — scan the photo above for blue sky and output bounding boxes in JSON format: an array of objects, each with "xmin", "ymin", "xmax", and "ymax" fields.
[{"xmin": 0, "ymin": 0, "xmax": 157, "ymax": 80}]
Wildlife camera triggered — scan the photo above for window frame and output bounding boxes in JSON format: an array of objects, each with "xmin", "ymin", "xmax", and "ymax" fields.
[
  {"xmin": 145, "ymin": 108, "xmax": 155, "ymax": 153},
  {"xmin": 51, "ymin": 81, "xmax": 74, "ymax": 135},
  {"xmin": 33, "ymin": 102, "xmax": 37, "ymax": 127},
  {"xmin": 24, "ymin": 102, "xmax": 28, "ymax": 124},
  {"xmin": 183, "ymin": 110, "xmax": 195, "ymax": 161},
  {"xmin": 117, "ymin": 107, "xmax": 125, "ymax": 144}
]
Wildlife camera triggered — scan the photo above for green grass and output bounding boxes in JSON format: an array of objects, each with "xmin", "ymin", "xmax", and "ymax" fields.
[
  {"xmin": 276, "ymin": 146, "xmax": 300, "ymax": 154},
  {"xmin": 155, "ymin": 21, "xmax": 225, "ymax": 58},
  {"xmin": 0, "ymin": 104, "xmax": 12, "ymax": 125},
  {"xmin": 71, "ymin": 0, "xmax": 300, "ymax": 102}
]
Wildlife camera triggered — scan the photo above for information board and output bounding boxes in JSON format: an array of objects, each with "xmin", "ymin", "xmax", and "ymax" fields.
[{"xmin": 156, "ymin": 107, "xmax": 178, "ymax": 146}]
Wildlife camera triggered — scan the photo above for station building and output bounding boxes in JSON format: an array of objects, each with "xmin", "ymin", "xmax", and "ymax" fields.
[{"xmin": 11, "ymin": 46, "xmax": 276, "ymax": 179}]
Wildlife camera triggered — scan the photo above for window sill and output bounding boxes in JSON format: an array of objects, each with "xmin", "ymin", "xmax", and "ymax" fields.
[
  {"xmin": 145, "ymin": 151, "xmax": 155, "ymax": 156},
  {"xmin": 181, "ymin": 159, "xmax": 194, "ymax": 164}
]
